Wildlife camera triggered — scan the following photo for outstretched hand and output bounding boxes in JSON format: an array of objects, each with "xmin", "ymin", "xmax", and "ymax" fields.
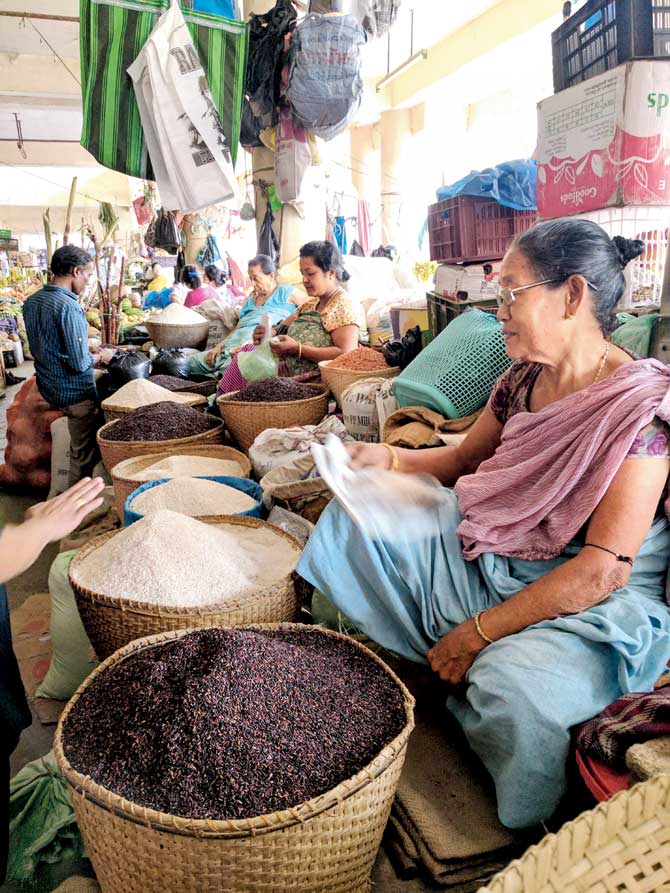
[{"xmin": 27, "ymin": 477, "xmax": 106, "ymax": 543}]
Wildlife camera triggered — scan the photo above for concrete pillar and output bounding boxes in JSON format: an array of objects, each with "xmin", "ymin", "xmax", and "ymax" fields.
[
  {"xmin": 380, "ymin": 108, "xmax": 412, "ymax": 246},
  {"xmin": 243, "ymin": 0, "xmax": 309, "ymax": 267}
]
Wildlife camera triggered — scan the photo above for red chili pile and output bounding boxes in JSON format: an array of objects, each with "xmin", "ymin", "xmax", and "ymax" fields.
[
  {"xmin": 328, "ymin": 347, "xmax": 388, "ymax": 372},
  {"xmin": 61, "ymin": 627, "xmax": 407, "ymax": 820}
]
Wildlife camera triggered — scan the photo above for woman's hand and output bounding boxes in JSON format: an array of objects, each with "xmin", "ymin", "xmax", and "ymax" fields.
[
  {"xmin": 253, "ymin": 325, "xmax": 274, "ymax": 344},
  {"xmin": 270, "ymin": 335, "xmax": 299, "ymax": 357},
  {"xmin": 205, "ymin": 342, "xmax": 224, "ymax": 366},
  {"xmin": 26, "ymin": 477, "xmax": 106, "ymax": 543},
  {"xmin": 347, "ymin": 443, "xmax": 394, "ymax": 470},
  {"xmin": 427, "ymin": 620, "xmax": 488, "ymax": 686}
]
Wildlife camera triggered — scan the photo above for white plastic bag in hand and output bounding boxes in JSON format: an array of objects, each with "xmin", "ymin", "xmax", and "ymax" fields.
[{"xmin": 312, "ymin": 435, "xmax": 451, "ymax": 543}]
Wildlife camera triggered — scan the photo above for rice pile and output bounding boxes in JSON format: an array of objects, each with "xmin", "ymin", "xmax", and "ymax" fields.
[
  {"xmin": 151, "ymin": 304, "xmax": 205, "ymax": 326},
  {"xmin": 71, "ymin": 510, "xmax": 299, "ymax": 607},
  {"xmin": 328, "ymin": 347, "xmax": 389, "ymax": 371},
  {"xmin": 131, "ymin": 478, "xmax": 257, "ymax": 516},
  {"xmin": 61, "ymin": 627, "xmax": 407, "ymax": 820},
  {"xmin": 102, "ymin": 379, "xmax": 200, "ymax": 410},
  {"xmin": 128, "ymin": 455, "xmax": 245, "ymax": 482}
]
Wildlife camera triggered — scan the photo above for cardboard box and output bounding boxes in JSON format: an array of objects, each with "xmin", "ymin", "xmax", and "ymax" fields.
[
  {"xmin": 537, "ymin": 60, "xmax": 670, "ymax": 218},
  {"xmin": 389, "ymin": 304, "xmax": 430, "ymax": 344},
  {"xmin": 433, "ymin": 263, "xmax": 501, "ymax": 301}
]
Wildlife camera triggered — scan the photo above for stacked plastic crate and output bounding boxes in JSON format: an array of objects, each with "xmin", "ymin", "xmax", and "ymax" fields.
[{"xmin": 537, "ymin": 0, "xmax": 670, "ymax": 308}]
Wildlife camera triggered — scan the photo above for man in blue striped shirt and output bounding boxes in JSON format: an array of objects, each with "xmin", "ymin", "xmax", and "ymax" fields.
[{"xmin": 24, "ymin": 246, "xmax": 105, "ymax": 486}]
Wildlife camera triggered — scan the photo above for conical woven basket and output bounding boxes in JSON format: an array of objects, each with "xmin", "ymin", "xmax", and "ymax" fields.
[
  {"xmin": 69, "ymin": 516, "xmax": 302, "ymax": 659},
  {"xmin": 101, "ymin": 392, "xmax": 206, "ymax": 425},
  {"xmin": 480, "ymin": 774, "xmax": 670, "ymax": 893},
  {"xmin": 96, "ymin": 417, "xmax": 226, "ymax": 474},
  {"xmin": 110, "ymin": 446, "xmax": 251, "ymax": 519},
  {"xmin": 318, "ymin": 360, "xmax": 399, "ymax": 406},
  {"xmin": 54, "ymin": 624, "xmax": 414, "ymax": 893},
  {"xmin": 217, "ymin": 384, "xmax": 328, "ymax": 453}
]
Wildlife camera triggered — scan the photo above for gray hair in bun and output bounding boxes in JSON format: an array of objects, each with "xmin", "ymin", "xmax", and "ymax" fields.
[{"xmin": 512, "ymin": 218, "xmax": 645, "ymax": 336}]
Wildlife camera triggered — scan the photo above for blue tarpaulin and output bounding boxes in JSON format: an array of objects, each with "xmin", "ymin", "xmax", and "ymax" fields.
[{"xmin": 436, "ymin": 159, "xmax": 538, "ymax": 211}]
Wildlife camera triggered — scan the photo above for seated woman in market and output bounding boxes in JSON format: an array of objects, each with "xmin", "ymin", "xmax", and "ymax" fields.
[
  {"xmin": 217, "ymin": 240, "xmax": 362, "ymax": 394},
  {"xmin": 297, "ymin": 218, "xmax": 670, "ymax": 831},
  {"xmin": 188, "ymin": 255, "xmax": 303, "ymax": 379}
]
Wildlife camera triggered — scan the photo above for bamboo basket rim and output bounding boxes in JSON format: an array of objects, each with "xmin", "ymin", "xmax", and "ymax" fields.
[
  {"xmin": 318, "ymin": 359, "xmax": 400, "ymax": 377},
  {"xmin": 144, "ymin": 319, "xmax": 209, "ymax": 332},
  {"xmin": 54, "ymin": 623, "xmax": 415, "ymax": 839},
  {"xmin": 480, "ymin": 773, "xmax": 670, "ymax": 892},
  {"xmin": 101, "ymin": 393, "xmax": 206, "ymax": 413},
  {"xmin": 97, "ymin": 416, "xmax": 225, "ymax": 449},
  {"xmin": 68, "ymin": 516, "xmax": 302, "ymax": 618},
  {"xmin": 110, "ymin": 446, "xmax": 252, "ymax": 483},
  {"xmin": 216, "ymin": 381, "xmax": 328, "ymax": 410}
]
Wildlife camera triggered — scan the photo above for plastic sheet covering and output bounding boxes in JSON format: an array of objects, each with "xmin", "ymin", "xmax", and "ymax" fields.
[
  {"xmin": 312, "ymin": 434, "xmax": 450, "ymax": 543},
  {"xmin": 436, "ymin": 160, "xmax": 538, "ymax": 212},
  {"xmin": 286, "ymin": 13, "xmax": 366, "ymax": 140}
]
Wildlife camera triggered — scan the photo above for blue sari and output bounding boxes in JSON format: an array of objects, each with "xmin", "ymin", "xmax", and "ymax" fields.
[{"xmin": 297, "ymin": 490, "xmax": 670, "ymax": 829}]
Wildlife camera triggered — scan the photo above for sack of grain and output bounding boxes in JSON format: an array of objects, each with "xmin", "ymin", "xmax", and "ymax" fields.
[
  {"xmin": 249, "ymin": 416, "xmax": 349, "ymax": 478},
  {"xmin": 0, "ymin": 377, "xmax": 62, "ymax": 492},
  {"xmin": 341, "ymin": 377, "xmax": 394, "ymax": 443}
]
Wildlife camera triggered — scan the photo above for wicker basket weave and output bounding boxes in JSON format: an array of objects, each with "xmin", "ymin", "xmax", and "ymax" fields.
[
  {"xmin": 69, "ymin": 516, "xmax": 302, "ymax": 660},
  {"xmin": 54, "ymin": 624, "xmax": 415, "ymax": 893},
  {"xmin": 217, "ymin": 384, "xmax": 328, "ymax": 453},
  {"xmin": 319, "ymin": 360, "xmax": 399, "ymax": 406},
  {"xmin": 145, "ymin": 319, "xmax": 209, "ymax": 350},
  {"xmin": 110, "ymin": 446, "xmax": 251, "ymax": 519},
  {"xmin": 96, "ymin": 417, "xmax": 226, "ymax": 474},
  {"xmin": 481, "ymin": 774, "xmax": 670, "ymax": 893},
  {"xmin": 102, "ymin": 393, "xmax": 206, "ymax": 425}
]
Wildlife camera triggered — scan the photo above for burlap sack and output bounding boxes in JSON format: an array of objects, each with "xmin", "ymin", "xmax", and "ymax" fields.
[{"xmin": 383, "ymin": 406, "xmax": 481, "ymax": 449}]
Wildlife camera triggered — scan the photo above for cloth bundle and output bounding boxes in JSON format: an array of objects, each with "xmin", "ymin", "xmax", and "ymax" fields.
[
  {"xmin": 385, "ymin": 708, "xmax": 529, "ymax": 888},
  {"xmin": 383, "ymin": 406, "xmax": 481, "ymax": 449},
  {"xmin": 128, "ymin": 2, "xmax": 238, "ymax": 211}
]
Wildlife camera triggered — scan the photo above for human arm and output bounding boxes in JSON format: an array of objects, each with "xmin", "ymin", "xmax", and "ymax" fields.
[
  {"xmin": 269, "ymin": 323, "xmax": 360, "ymax": 361},
  {"xmin": 59, "ymin": 304, "xmax": 94, "ymax": 373},
  {"xmin": 0, "ymin": 478, "xmax": 105, "ymax": 584},
  {"xmin": 348, "ymin": 405, "xmax": 504, "ymax": 486},
  {"xmin": 427, "ymin": 455, "xmax": 670, "ymax": 684}
]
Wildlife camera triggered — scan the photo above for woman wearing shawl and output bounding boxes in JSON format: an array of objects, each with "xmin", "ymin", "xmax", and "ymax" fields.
[
  {"xmin": 298, "ymin": 219, "xmax": 670, "ymax": 829},
  {"xmin": 188, "ymin": 254, "xmax": 303, "ymax": 379},
  {"xmin": 216, "ymin": 241, "xmax": 362, "ymax": 394}
]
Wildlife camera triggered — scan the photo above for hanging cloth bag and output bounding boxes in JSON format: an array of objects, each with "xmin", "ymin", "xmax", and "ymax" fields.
[
  {"xmin": 274, "ymin": 107, "xmax": 312, "ymax": 204},
  {"xmin": 128, "ymin": 1, "xmax": 239, "ymax": 212},
  {"xmin": 258, "ymin": 205, "xmax": 280, "ymax": 264}
]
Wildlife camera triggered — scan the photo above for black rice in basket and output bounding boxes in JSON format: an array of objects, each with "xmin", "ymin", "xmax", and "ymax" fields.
[
  {"xmin": 228, "ymin": 379, "xmax": 323, "ymax": 403},
  {"xmin": 103, "ymin": 401, "xmax": 219, "ymax": 442},
  {"xmin": 149, "ymin": 374, "xmax": 199, "ymax": 391},
  {"xmin": 61, "ymin": 627, "xmax": 407, "ymax": 821}
]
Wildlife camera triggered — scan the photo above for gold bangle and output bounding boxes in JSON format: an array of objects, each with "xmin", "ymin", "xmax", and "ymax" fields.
[
  {"xmin": 380, "ymin": 442, "xmax": 400, "ymax": 472},
  {"xmin": 474, "ymin": 610, "xmax": 494, "ymax": 645},
  {"xmin": 298, "ymin": 343, "xmax": 302, "ymax": 359}
]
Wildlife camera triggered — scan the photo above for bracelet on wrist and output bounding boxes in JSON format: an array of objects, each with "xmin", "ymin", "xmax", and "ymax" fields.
[
  {"xmin": 474, "ymin": 610, "xmax": 494, "ymax": 645},
  {"xmin": 380, "ymin": 442, "xmax": 400, "ymax": 472}
]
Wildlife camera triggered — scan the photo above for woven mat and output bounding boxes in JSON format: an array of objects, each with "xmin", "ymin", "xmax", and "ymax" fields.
[{"xmin": 387, "ymin": 707, "xmax": 534, "ymax": 888}]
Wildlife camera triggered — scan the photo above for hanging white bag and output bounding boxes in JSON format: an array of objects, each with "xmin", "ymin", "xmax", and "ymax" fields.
[
  {"xmin": 274, "ymin": 107, "xmax": 312, "ymax": 204},
  {"xmin": 128, "ymin": 1, "xmax": 239, "ymax": 212}
]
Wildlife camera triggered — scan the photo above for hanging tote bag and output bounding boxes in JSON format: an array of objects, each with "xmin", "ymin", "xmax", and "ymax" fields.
[
  {"xmin": 128, "ymin": 1, "xmax": 239, "ymax": 212},
  {"xmin": 274, "ymin": 107, "xmax": 312, "ymax": 204}
]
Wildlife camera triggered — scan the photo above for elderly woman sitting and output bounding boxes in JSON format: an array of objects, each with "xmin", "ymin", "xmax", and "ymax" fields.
[
  {"xmin": 188, "ymin": 254, "xmax": 303, "ymax": 379},
  {"xmin": 297, "ymin": 218, "xmax": 670, "ymax": 830},
  {"xmin": 217, "ymin": 240, "xmax": 363, "ymax": 394}
]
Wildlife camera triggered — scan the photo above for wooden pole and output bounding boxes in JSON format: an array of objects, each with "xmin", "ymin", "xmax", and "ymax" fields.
[
  {"xmin": 43, "ymin": 208, "xmax": 52, "ymax": 267},
  {"xmin": 63, "ymin": 176, "xmax": 77, "ymax": 246}
]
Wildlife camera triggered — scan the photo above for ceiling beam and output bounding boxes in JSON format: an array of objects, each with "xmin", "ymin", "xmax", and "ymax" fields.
[{"xmin": 0, "ymin": 11, "xmax": 79, "ymax": 23}]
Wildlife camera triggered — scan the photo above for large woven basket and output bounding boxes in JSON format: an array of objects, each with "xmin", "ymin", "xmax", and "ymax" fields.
[
  {"xmin": 69, "ymin": 516, "xmax": 302, "ymax": 660},
  {"xmin": 96, "ymin": 417, "xmax": 226, "ymax": 474},
  {"xmin": 481, "ymin": 774, "xmax": 670, "ymax": 893},
  {"xmin": 101, "ymin": 393, "xmax": 206, "ymax": 425},
  {"xmin": 54, "ymin": 623, "xmax": 415, "ymax": 893},
  {"xmin": 110, "ymin": 445, "xmax": 251, "ymax": 519},
  {"xmin": 319, "ymin": 359, "xmax": 399, "ymax": 406},
  {"xmin": 217, "ymin": 383, "xmax": 328, "ymax": 453},
  {"xmin": 145, "ymin": 319, "xmax": 209, "ymax": 350}
]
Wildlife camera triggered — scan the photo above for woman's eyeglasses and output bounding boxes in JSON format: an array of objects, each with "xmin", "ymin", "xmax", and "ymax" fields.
[{"xmin": 496, "ymin": 277, "xmax": 598, "ymax": 307}]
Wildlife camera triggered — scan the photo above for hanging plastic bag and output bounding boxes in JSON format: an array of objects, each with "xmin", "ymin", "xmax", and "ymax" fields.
[
  {"xmin": 258, "ymin": 205, "xmax": 280, "ymax": 263},
  {"xmin": 127, "ymin": 1, "xmax": 239, "ymax": 213},
  {"xmin": 286, "ymin": 13, "xmax": 366, "ymax": 140},
  {"xmin": 238, "ymin": 313, "xmax": 279, "ymax": 383},
  {"xmin": 352, "ymin": 0, "xmax": 401, "ymax": 38},
  {"xmin": 312, "ymin": 434, "xmax": 451, "ymax": 544},
  {"xmin": 275, "ymin": 107, "xmax": 312, "ymax": 204}
]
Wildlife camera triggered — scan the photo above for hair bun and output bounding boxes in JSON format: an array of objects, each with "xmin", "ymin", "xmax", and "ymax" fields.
[{"xmin": 612, "ymin": 235, "xmax": 645, "ymax": 268}]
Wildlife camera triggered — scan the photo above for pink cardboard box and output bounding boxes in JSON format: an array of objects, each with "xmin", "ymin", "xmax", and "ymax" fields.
[{"xmin": 537, "ymin": 60, "xmax": 670, "ymax": 218}]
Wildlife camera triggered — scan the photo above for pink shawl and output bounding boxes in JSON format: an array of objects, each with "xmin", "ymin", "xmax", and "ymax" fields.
[{"xmin": 455, "ymin": 359, "xmax": 670, "ymax": 561}]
